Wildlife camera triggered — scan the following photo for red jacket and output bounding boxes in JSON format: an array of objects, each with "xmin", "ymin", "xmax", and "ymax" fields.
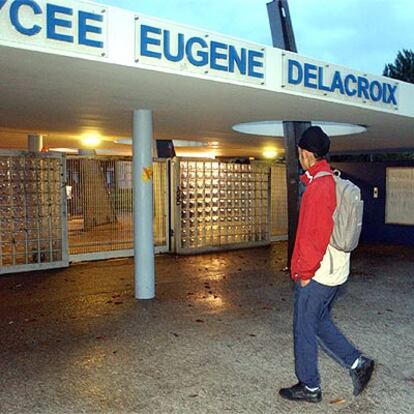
[{"xmin": 291, "ymin": 160, "xmax": 336, "ymax": 281}]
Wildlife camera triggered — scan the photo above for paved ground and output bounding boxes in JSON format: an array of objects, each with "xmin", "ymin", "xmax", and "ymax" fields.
[{"xmin": 0, "ymin": 242, "xmax": 413, "ymax": 414}]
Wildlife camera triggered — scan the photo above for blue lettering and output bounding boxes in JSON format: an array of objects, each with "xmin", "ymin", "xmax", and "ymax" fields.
[
  {"xmin": 138, "ymin": 25, "xmax": 264, "ymax": 79},
  {"xmin": 357, "ymin": 76, "xmax": 370, "ymax": 99},
  {"xmin": 185, "ymin": 36, "xmax": 208, "ymax": 67},
  {"xmin": 248, "ymin": 50, "xmax": 264, "ymax": 78},
  {"xmin": 10, "ymin": 0, "xmax": 42, "ymax": 36},
  {"xmin": 228, "ymin": 46, "xmax": 247, "ymax": 75},
  {"xmin": 47, "ymin": 4, "xmax": 73, "ymax": 43},
  {"xmin": 141, "ymin": 25, "xmax": 162, "ymax": 59},
  {"xmin": 330, "ymin": 71, "xmax": 345, "ymax": 95},
  {"xmin": 78, "ymin": 11, "xmax": 103, "ymax": 48},
  {"xmin": 285, "ymin": 58, "xmax": 397, "ymax": 106},
  {"xmin": 0, "ymin": 0, "xmax": 7, "ymax": 11},
  {"xmin": 210, "ymin": 41, "xmax": 228, "ymax": 72},
  {"xmin": 344, "ymin": 74, "xmax": 357, "ymax": 96},
  {"xmin": 163, "ymin": 30, "xmax": 184, "ymax": 62},
  {"xmin": 304, "ymin": 63, "xmax": 317, "ymax": 89},
  {"xmin": 369, "ymin": 80, "xmax": 382, "ymax": 102},
  {"xmin": 317, "ymin": 66, "xmax": 331, "ymax": 92},
  {"xmin": 288, "ymin": 59, "xmax": 303, "ymax": 85},
  {"xmin": 384, "ymin": 83, "xmax": 398, "ymax": 105}
]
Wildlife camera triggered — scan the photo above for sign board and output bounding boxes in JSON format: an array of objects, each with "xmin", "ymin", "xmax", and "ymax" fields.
[
  {"xmin": 385, "ymin": 167, "xmax": 414, "ymax": 225},
  {"xmin": 0, "ymin": 0, "xmax": 107, "ymax": 57},
  {"xmin": 282, "ymin": 52, "xmax": 399, "ymax": 110},
  {"xmin": 135, "ymin": 16, "xmax": 266, "ymax": 85}
]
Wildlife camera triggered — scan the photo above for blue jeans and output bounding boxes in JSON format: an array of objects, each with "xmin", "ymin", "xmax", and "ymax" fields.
[{"xmin": 293, "ymin": 279, "xmax": 361, "ymax": 388}]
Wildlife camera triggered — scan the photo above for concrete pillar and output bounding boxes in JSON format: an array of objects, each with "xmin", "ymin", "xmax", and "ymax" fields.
[
  {"xmin": 28, "ymin": 135, "xmax": 43, "ymax": 152},
  {"xmin": 133, "ymin": 110, "xmax": 155, "ymax": 299}
]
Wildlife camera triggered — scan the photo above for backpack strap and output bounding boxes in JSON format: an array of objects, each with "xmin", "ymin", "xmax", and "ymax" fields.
[
  {"xmin": 313, "ymin": 171, "xmax": 335, "ymax": 184},
  {"xmin": 314, "ymin": 169, "xmax": 342, "ymax": 179},
  {"xmin": 314, "ymin": 171, "xmax": 333, "ymax": 179}
]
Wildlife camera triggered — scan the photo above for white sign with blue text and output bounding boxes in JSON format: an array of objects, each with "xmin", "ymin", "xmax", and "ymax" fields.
[
  {"xmin": 282, "ymin": 52, "xmax": 399, "ymax": 110},
  {"xmin": 0, "ymin": 0, "xmax": 107, "ymax": 57},
  {"xmin": 135, "ymin": 16, "xmax": 266, "ymax": 85}
]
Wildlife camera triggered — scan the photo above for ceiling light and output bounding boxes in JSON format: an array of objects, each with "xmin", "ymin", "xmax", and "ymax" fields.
[
  {"xmin": 263, "ymin": 149, "xmax": 278, "ymax": 159},
  {"xmin": 82, "ymin": 133, "xmax": 102, "ymax": 147}
]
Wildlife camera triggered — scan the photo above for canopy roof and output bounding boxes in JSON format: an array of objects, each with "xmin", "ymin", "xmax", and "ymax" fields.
[{"xmin": 0, "ymin": 0, "xmax": 413, "ymax": 157}]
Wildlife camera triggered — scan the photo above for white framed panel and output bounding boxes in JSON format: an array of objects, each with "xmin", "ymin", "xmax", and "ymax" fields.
[
  {"xmin": 281, "ymin": 51, "xmax": 399, "ymax": 112},
  {"xmin": 0, "ymin": 0, "xmax": 108, "ymax": 57},
  {"xmin": 385, "ymin": 167, "xmax": 414, "ymax": 225},
  {"xmin": 135, "ymin": 15, "xmax": 266, "ymax": 86}
]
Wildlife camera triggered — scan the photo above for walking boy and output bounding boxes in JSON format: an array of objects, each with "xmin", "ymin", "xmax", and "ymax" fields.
[{"xmin": 279, "ymin": 126, "xmax": 374, "ymax": 403}]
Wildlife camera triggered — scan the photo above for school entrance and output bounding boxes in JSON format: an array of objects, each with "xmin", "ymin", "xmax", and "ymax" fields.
[{"xmin": 0, "ymin": 151, "xmax": 288, "ymax": 273}]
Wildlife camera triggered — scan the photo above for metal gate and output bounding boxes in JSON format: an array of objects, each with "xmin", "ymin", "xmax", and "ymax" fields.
[
  {"xmin": 0, "ymin": 150, "xmax": 68, "ymax": 274},
  {"xmin": 67, "ymin": 157, "xmax": 169, "ymax": 262},
  {"xmin": 173, "ymin": 159, "xmax": 271, "ymax": 254}
]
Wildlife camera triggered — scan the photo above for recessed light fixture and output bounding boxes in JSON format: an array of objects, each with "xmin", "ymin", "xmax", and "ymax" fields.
[
  {"xmin": 114, "ymin": 137, "xmax": 132, "ymax": 145},
  {"xmin": 263, "ymin": 149, "xmax": 278, "ymax": 159},
  {"xmin": 173, "ymin": 140, "xmax": 208, "ymax": 147},
  {"xmin": 233, "ymin": 121, "xmax": 367, "ymax": 137},
  {"xmin": 114, "ymin": 138, "xmax": 210, "ymax": 148},
  {"xmin": 82, "ymin": 133, "xmax": 102, "ymax": 147}
]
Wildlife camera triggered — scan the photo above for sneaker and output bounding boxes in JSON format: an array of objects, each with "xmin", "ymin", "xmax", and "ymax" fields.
[
  {"xmin": 350, "ymin": 356, "xmax": 375, "ymax": 396},
  {"xmin": 279, "ymin": 382, "xmax": 322, "ymax": 403}
]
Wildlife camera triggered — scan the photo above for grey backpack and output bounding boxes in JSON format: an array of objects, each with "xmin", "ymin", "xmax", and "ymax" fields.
[{"xmin": 315, "ymin": 170, "xmax": 364, "ymax": 252}]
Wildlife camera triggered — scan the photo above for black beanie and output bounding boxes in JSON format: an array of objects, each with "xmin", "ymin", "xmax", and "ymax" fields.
[{"xmin": 298, "ymin": 126, "xmax": 330, "ymax": 156}]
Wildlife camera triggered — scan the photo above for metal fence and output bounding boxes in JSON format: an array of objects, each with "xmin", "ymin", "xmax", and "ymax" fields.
[
  {"xmin": 0, "ymin": 151, "xmax": 68, "ymax": 274},
  {"xmin": 66, "ymin": 157, "xmax": 168, "ymax": 262}
]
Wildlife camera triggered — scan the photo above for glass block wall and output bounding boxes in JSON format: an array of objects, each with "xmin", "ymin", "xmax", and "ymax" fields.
[
  {"xmin": 177, "ymin": 160, "xmax": 270, "ymax": 253},
  {"xmin": 270, "ymin": 164, "xmax": 288, "ymax": 238},
  {"xmin": 0, "ymin": 153, "xmax": 66, "ymax": 273}
]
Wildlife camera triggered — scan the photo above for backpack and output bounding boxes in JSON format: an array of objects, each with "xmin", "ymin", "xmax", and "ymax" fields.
[{"xmin": 315, "ymin": 170, "xmax": 364, "ymax": 252}]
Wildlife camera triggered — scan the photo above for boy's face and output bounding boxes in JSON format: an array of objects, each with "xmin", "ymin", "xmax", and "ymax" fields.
[
  {"xmin": 298, "ymin": 147, "xmax": 309, "ymax": 170},
  {"xmin": 298, "ymin": 147, "xmax": 316, "ymax": 171}
]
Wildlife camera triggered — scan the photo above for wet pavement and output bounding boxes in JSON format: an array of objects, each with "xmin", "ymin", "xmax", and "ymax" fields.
[{"xmin": 0, "ymin": 242, "xmax": 413, "ymax": 414}]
